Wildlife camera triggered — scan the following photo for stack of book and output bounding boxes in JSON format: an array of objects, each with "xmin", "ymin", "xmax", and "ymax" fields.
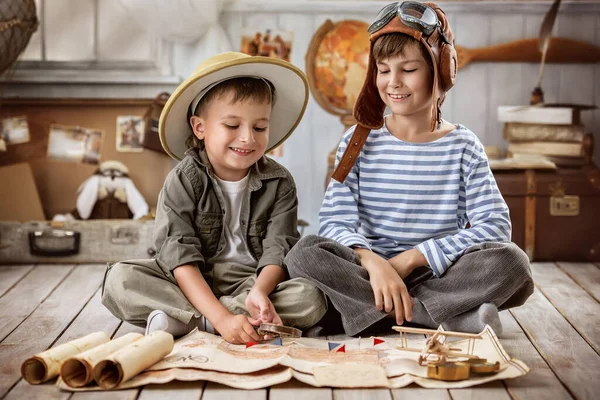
[{"xmin": 491, "ymin": 104, "xmax": 596, "ymax": 170}]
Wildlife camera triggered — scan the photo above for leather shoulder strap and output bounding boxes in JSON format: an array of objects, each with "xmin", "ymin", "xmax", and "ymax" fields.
[{"xmin": 331, "ymin": 125, "xmax": 371, "ymax": 183}]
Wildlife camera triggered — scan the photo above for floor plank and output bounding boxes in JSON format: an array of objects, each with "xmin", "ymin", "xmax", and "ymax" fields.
[
  {"xmin": 449, "ymin": 381, "xmax": 511, "ymax": 400},
  {"xmin": 52, "ymin": 290, "xmax": 122, "ymax": 346},
  {"xmin": 0, "ymin": 265, "xmax": 34, "ymax": 298},
  {"xmin": 510, "ymin": 288, "xmax": 600, "ymax": 400},
  {"xmin": 202, "ymin": 382, "xmax": 266, "ymax": 400},
  {"xmin": 4, "ymin": 286, "xmax": 122, "ymax": 400},
  {"xmin": 136, "ymin": 381, "xmax": 204, "ymax": 400},
  {"xmin": 0, "ymin": 264, "xmax": 104, "ymax": 398},
  {"xmin": 498, "ymin": 311, "xmax": 573, "ymax": 400},
  {"xmin": 112, "ymin": 321, "xmax": 145, "ymax": 338},
  {"xmin": 270, "ymin": 380, "xmax": 332, "ymax": 400},
  {"xmin": 2, "ymin": 380, "xmax": 70, "ymax": 400},
  {"xmin": 391, "ymin": 386, "xmax": 450, "ymax": 400},
  {"xmin": 0, "ymin": 264, "xmax": 75, "ymax": 341},
  {"xmin": 531, "ymin": 262, "xmax": 600, "ymax": 354},
  {"xmin": 556, "ymin": 262, "xmax": 600, "ymax": 303},
  {"xmin": 70, "ymin": 391, "xmax": 138, "ymax": 400},
  {"xmin": 333, "ymin": 389, "xmax": 391, "ymax": 400}
]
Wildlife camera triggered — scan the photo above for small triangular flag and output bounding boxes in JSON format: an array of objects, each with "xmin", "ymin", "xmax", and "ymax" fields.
[
  {"xmin": 328, "ymin": 342, "xmax": 341, "ymax": 351},
  {"xmin": 271, "ymin": 337, "xmax": 283, "ymax": 346},
  {"xmin": 374, "ymin": 338, "xmax": 385, "ymax": 345},
  {"xmin": 245, "ymin": 341, "xmax": 259, "ymax": 348},
  {"xmin": 336, "ymin": 344, "xmax": 346, "ymax": 353}
]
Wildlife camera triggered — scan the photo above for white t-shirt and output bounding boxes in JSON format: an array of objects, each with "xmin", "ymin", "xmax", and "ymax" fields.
[{"xmin": 208, "ymin": 174, "xmax": 257, "ymax": 267}]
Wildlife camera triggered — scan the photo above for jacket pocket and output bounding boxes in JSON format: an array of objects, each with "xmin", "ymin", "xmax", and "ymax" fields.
[
  {"xmin": 194, "ymin": 211, "xmax": 223, "ymax": 258},
  {"xmin": 248, "ymin": 218, "xmax": 268, "ymax": 260}
]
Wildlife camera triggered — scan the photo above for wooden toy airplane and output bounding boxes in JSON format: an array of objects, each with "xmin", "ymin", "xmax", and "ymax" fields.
[
  {"xmin": 392, "ymin": 326, "xmax": 499, "ymax": 381},
  {"xmin": 392, "ymin": 326, "xmax": 483, "ymax": 365}
]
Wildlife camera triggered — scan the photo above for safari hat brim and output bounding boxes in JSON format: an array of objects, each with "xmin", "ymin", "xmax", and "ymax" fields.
[{"xmin": 159, "ymin": 52, "xmax": 309, "ymax": 160}]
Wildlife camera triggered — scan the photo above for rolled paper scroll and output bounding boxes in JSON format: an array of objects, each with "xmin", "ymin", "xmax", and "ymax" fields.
[
  {"xmin": 93, "ymin": 331, "xmax": 174, "ymax": 389},
  {"xmin": 21, "ymin": 331, "xmax": 110, "ymax": 384},
  {"xmin": 60, "ymin": 332, "xmax": 143, "ymax": 388}
]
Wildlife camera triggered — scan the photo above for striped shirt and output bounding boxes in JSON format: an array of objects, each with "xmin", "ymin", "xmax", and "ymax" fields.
[{"xmin": 320, "ymin": 123, "xmax": 511, "ymax": 277}]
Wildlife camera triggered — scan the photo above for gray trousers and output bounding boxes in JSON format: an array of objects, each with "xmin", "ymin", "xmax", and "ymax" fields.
[
  {"xmin": 284, "ymin": 235, "xmax": 534, "ymax": 336},
  {"xmin": 101, "ymin": 259, "xmax": 327, "ymax": 329}
]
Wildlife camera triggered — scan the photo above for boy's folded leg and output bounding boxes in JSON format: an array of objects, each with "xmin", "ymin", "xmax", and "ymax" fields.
[
  {"xmin": 410, "ymin": 242, "xmax": 532, "ymax": 326},
  {"xmin": 218, "ymin": 293, "xmax": 252, "ymax": 317},
  {"xmin": 409, "ymin": 298, "xmax": 438, "ymax": 329},
  {"xmin": 101, "ymin": 259, "xmax": 200, "ymax": 331},
  {"xmin": 268, "ymin": 277, "xmax": 328, "ymax": 329},
  {"xmin": 284, "ymin": 235, "xmax": 390, "ymax": 336}
]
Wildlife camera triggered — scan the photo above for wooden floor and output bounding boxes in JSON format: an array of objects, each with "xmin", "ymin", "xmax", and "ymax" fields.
[{"xmin": 0, "ymin": 262, "xmax": 598, "ymax": 400}]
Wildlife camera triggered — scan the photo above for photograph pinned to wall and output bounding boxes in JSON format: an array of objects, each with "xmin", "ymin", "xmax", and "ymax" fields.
[
  {"xmin": 240, "ymin": 28, "xmax": 293, "ymax": 61},
  {"xmin": 47, "ymin": 124, "xmax": 104, "ymax": 165},
  {"xmin": 116, "ymin": 115, "xmax": 145, "ymax": 152},
  {"xmin": 1, "ymin": 116, "xmax": 30, "ymax": 145}
]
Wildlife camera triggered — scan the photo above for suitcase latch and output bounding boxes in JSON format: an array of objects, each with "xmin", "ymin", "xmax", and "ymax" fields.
[
  {"xmin": 110, "ymin": 226, "xmax": 139, "ymax": 245},
  {"xmin": 550, "ymin": 195, "xmax": 579, "ymax": 216}
]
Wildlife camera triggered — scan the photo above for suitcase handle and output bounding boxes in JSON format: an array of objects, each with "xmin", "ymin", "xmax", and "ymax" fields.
[{"xmin": 28, "ymin": 229, "xmax": 81, "ymax": 257}]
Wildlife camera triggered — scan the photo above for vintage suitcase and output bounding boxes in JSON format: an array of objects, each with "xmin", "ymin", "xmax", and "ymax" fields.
[
  {"xmin": 0, "ymin": 219, "xmax": 156, "ymax": 264},
  {"xmin": 494, "ymin": 166, "xmax": 600, "ymax": 261}
]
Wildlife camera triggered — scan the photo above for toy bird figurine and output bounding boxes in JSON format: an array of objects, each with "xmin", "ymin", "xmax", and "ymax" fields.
[{"xmin": 74, "ymin": 160, "xmax": 149, "ymax": 220}]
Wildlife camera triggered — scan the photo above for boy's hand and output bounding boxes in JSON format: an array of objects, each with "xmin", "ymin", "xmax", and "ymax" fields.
[
  {"xmin": 214, "ymin": 314, "xmax": 262, "ymax": 344},
  {"xmin": 245, "ymin": 286, "xmax": 283, "ymax": 325},
  {"xmin": 356, "ymin": 249, "xmax": 413, "ymax": 325},
  {"xmin": 388, "ymin": 249, "xmax": 426, "ymax": 279}
]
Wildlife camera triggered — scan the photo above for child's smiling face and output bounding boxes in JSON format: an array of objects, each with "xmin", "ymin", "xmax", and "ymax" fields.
[
  {"xmin": 375, "ymin": 43, "xmax": 434, "ymax": 120},
  {"xmin": 190, "ymin": 90, "xmax": 271, "ymax": 181}
]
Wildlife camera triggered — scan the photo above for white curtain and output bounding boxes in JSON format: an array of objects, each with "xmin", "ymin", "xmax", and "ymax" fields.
[{"xmin": 117, "ymin": 0, "xmax": 233, "ymax": 77}]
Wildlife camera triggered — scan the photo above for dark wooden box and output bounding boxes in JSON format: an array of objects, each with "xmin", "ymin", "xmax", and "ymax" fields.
[{"xmin": 494, "ymin": 166, "xmax": 600, "ymax": 261}]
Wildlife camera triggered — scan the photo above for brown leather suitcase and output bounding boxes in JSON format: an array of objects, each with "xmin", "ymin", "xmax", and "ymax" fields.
[{"xmin": 494, "ymin": 166, "xmax": 600, "ymax": 261}]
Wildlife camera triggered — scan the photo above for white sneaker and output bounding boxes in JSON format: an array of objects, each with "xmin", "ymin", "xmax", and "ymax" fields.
[
  {"xmin": 145, "ymin": 310, "xmax": 210, "ymax": 337},
  {"xmin": 145, "ymin": 310, "xmax": 170, "ymax": 336}
]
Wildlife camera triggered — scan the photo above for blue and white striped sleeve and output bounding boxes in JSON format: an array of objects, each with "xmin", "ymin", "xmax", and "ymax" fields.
[
  {"xmin": 415, "ymin": 152, "xmax": 511, "ymax": 277},
  {"xmin": 319, "ymin": 127, "xmax": 371, "ymax": 250}
]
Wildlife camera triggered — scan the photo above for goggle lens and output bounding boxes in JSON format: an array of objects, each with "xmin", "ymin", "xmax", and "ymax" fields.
[
  {"xmin": 368, "ymin": 3, "xmax": 399, "ymax": 34},
  {"xmin": 368, "ymin": 1, "xmax": 438, "ymax": 36}
]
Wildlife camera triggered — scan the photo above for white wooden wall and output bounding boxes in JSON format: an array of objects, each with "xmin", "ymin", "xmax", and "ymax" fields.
[{"xmin": 219, "ymin": 1, "xmax": 600, "ymax": 234}]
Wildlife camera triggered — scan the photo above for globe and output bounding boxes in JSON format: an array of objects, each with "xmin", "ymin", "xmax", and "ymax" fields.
[{"xmin": 306, "ymin": 20, "xmax": 370, "ymax": 116}]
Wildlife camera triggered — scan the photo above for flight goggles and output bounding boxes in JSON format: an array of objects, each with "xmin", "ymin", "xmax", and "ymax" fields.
[{"xmin": 368, "ymin": 1, "xmax": 438, "ymax": 36}]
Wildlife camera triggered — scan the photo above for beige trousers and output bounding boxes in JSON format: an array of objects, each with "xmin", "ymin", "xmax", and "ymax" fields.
[{"xmin": 101, "ymin": 259, "xmax": 327, "ymax": 329}]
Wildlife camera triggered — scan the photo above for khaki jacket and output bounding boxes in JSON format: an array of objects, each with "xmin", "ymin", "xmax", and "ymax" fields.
[{"xmin": 153, "ymin": 147, "xmax": 300, "ymax": 274}]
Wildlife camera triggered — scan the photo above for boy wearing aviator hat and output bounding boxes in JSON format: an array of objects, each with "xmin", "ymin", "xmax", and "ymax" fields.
[
  {"xmin": 102, "ymin": 52, "xmax": 326, "ymax": 344},
  {"xmin": 285, "ymin": 2, "xmax": 533, "ymax": 336}
]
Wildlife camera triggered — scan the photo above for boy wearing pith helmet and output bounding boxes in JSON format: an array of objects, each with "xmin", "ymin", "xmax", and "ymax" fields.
[{"xmin": 102, "ymin": 52, "xmax": 327, "ymax": 344}]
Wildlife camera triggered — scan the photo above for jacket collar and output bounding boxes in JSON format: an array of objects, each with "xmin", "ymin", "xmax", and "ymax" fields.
[{"xmin": 185, "ymin": 146, "xmax": 287, "ymax": 189}]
